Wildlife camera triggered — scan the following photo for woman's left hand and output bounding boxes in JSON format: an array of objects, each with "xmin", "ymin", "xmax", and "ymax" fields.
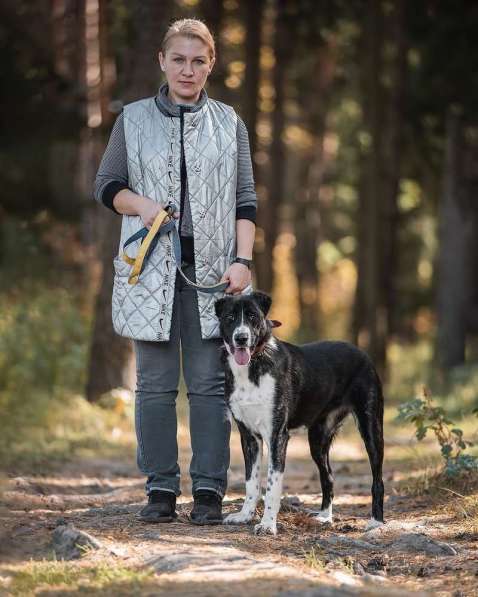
[{"xmin": 221, "ymin": 263, "xmax": 252, "ymax": 295}]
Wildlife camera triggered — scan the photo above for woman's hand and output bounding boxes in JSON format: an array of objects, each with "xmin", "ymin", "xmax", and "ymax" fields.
[
  {"xmin": 137, "ymin": 196, "xmax": 179, "ymax": 229},
  {"xmin": 220, "ymin": 263, "xmax": 252, "ymax": 295}
]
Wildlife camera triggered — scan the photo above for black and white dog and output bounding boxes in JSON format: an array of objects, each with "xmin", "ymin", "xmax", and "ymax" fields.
[{"xmin": 214, "ymin": 290, "xmax": 384, "ymax": 535}]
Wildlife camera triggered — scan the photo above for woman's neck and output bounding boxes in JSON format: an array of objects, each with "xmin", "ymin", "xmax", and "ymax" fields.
[{"xmin": 167, "ymin": 88, "xmax": 200, "ymax": 106}]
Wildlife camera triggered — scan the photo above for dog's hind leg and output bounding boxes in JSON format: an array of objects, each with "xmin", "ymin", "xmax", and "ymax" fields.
[
  {"xmin": 353, "ymin": 376, "xmax": 385, "ymax": 529},
  {"xmin": 224, "ymin": 421, "xmax": 263, "ymax": 525},
  {"xmin": 308, "ymin": 410, "xmax": 347, "ymax": 524}
]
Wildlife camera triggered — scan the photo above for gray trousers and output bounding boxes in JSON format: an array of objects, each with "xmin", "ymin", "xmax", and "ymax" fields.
[{"xmin": 133, "ymin": 261, "xmax": 230, "ymax": 498}]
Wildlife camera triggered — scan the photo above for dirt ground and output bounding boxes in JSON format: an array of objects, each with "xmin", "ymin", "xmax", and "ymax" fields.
[{"xmin": 1, "ymin": 418, "xmax": 477, "ymax": 596}]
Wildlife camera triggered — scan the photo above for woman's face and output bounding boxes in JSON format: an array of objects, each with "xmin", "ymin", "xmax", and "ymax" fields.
[{"xmin": 159, "ymin": 36, "xmax": 215, "ymax": 104}]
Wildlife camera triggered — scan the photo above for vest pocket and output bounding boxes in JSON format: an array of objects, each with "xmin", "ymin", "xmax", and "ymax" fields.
[{"xmin": 111, "ymin": 256, "xmax": 153, "ymax": 338}]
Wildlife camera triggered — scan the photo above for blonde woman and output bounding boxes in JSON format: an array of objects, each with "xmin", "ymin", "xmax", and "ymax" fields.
[{"xmin": 94, "ymin": 19, "xmax": 257, "ymax": 524}]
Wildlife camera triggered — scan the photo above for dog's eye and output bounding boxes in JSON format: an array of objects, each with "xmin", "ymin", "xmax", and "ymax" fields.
[{"xmin": 227, "ymin": 314, "xmax": 235, "ymax": 321}]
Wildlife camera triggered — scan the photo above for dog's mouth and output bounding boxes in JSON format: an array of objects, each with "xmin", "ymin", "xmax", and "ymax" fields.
[{"xmin": 232, "ymin": 345, "xmax": 251, "ymax": 366}]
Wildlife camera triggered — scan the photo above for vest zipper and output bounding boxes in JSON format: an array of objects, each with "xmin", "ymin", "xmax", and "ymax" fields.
[{"xmin": 179, "ymin": 106, "xmax": 186, "ymax": 237}]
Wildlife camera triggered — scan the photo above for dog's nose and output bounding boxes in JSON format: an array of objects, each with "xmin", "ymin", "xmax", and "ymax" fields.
[{"xmin": 234, "ymin": 333, "xmax": 249, "ymax": 346}]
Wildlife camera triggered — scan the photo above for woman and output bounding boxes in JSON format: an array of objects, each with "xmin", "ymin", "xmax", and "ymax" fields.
[{"xmin": 94, "ymin": 18, "xmax": 257, "ymax": 524}]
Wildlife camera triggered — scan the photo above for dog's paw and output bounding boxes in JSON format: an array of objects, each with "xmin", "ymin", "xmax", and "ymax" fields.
[
  {"xmin": 313, "ymin": 510, "xmax": 333, "ymax": 524},
  {"xmin": 223, "ymin": 510, "xmax": 254, "ymax": 525},
  {"xmin": 253, "ymin": 520, "xmax": 277, "ymax": 536},
  {"xmin": 365, "ymin": 518, "xmax": 385, "ymax": 531}
]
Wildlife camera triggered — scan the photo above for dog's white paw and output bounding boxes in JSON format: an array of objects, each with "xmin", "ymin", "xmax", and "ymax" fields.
[
  {"xmin": 309, "ymin": 504, "xmax": 333, "ymax": 524},
  {"xmin": 223, "ymin": 510, "xmax": 254, "ymax": 525},
  {"xmin": 253, "ymin": 520, "xmax": 277, "ymax": 536},
  {"xmin": 365, "ymin": 518, "xmax": 385, "ymax": 531},
  {"xmin": 313, "ymin": 510, "xmax": 333, "ymax": 524}
]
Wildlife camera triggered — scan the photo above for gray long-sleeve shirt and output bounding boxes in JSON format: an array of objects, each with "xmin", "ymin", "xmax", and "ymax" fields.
[{"xmin": 94, "ymin": 84, "xmax": 257, "ymax": 246}]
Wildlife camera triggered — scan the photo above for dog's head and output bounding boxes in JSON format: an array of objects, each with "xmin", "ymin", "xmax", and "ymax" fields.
[{"xmin": 214, "ymin": 291, "xmax": 275, "ymax": 367}]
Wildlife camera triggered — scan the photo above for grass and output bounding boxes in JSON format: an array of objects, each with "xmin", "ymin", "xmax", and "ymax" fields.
[
  {"xmin": 302, "ymin": 546, "xmax": 327, "ymax": 572},
  {"xmin": 3, "ymin": 560, "xmax": 156, "ymax": 596},
  {"xmin": 450, "ymin": 493, "xmax": 478, "ymax": 527}
]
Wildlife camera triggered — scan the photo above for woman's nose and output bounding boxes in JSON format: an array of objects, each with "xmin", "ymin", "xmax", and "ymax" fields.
[{"xmin": 182, "ymin": 62, "xmax": 194, "ymax": 76}]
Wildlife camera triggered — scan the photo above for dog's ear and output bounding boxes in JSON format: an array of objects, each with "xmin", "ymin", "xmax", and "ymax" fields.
[
  {"xmin": 214, "ymin": 296, "xmax": 230, "ymax": 319},
  {"xmin": 251, "ymin": 290, "xmax": 272, "ymax": 317}
]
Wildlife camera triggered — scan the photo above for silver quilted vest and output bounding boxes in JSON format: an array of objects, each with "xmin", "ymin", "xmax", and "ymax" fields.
[{"xmin": 111, "ymin": 96, "xmax": 238, "ymax": 341}]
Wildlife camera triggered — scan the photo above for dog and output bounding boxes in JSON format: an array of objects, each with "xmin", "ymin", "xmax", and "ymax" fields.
[{"xmin": 214, "ymin": 290, "xmax": 384, "ymax": 535}]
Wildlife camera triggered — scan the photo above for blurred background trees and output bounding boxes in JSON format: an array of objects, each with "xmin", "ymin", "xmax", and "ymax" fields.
[{"xmin": 1, "ymin": 0, "xmax": 478, "ymax": 409}]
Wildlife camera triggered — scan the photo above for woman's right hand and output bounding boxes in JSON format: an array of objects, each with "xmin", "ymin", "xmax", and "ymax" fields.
[{"xmin": 138, "ymin": 196, "xmax": 179, "ymax": 229}]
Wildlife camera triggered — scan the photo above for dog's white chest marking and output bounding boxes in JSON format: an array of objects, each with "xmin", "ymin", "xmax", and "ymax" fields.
[{"xmin": 227, "ymin": 359, "xmax": 275, "ymax": 443}]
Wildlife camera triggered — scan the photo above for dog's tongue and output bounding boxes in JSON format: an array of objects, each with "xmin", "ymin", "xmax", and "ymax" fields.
[{"xmin": 233, "ymin": 347, "xmax": 251, "ymax": 366}]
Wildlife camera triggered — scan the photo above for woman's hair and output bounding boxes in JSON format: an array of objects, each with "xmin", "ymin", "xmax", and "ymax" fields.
[{"xmin": 161, "ymin": 19, "xmax": 215, "ymax": 60}]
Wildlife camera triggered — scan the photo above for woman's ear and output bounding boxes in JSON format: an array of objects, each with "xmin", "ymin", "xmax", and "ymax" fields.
[
  {"xmin": 208, "ymin": 56, "xmax": 216, "ymax": 74},
  {"xmin": 158, "ymin": 51, "xmax": 166, "ymax": 72}
]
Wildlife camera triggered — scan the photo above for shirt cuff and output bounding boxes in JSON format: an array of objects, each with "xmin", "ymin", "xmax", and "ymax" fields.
[
  {"xmin": 101, "ymin": 181, "xmax": 130, "ymax": 214},
  {"xmin": 236, "ymin": 205, "xmax": 256, "ymax": 224}
]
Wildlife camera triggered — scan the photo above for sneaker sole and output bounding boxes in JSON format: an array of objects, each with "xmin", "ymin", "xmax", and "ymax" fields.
[
  {"xmin": 136, "ymin": 513, "xmax": 178, "ymax": 523},
  {"xmin": 189, "ymin": 517, "xmax": 223, "ymax": 526}
]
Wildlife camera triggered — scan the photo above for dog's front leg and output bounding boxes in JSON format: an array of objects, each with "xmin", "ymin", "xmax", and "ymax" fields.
[
  {"xmin": 224, "ymin": 421, "xmax": 263, "ymax": 524},
  {"xmin": 254, "ymin": 427, "xmax": 289, "ymax": 536}
]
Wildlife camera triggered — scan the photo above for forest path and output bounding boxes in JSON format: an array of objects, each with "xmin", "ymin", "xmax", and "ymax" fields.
[{"xmin": 1, "ymin": 421, "xmax": 476, "ymax": 595}]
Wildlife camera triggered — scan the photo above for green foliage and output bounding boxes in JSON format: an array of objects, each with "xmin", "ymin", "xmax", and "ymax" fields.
[
  {"xmin": 0, "ymin": 216, "xmax": 109, "ymax": 469},
  {"xmin": 0, "ymin": 284, "xmax": 89, "ymax": 455},
  {"xmin": 398, "ymin": 387, "xmax": 478, "ymax": 478}
]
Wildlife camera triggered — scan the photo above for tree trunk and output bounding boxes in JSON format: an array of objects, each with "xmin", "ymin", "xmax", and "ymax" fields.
[
  {"xmin": 293, "ymin": 32, "xmax": 336, "ymax": 341},
  {"xmin": 380, "ymin": 0, "xmax": 407, "ymax": 339},
  {"xmin": 83, "ymin": 0, "xmax": 125, "ymax": 402},
  {"xmin": 354, "ymin": 0, "xmax": 384, "ymax": 371},
  {"xmin": 242, "ymin": 0, "xmax": 264, "ymax": 159},
  {"xmin": 255, "ymin": 0, "xmax": 288, "ymax": 294},
  {"xmin": 353, "ymin": 0, "xmax": 406, "ymax": 377},
  {"xmin": 436, "ymin": 110, "xmax": 468, "ymax": 370}
]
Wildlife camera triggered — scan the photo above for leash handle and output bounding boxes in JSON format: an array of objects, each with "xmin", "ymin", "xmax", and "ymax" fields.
[
  {"xmin": 120, "ymin": 205, "xmax": 229, "ymax": 294},
  {"xmin": 122, "ymin": 209, "xmax": 172, "ymax": 285}
]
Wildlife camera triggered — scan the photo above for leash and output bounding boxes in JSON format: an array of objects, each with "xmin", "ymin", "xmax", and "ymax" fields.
[{"xmin": 121, "ymin": 206, "xmax": 229, "ymax": 294}]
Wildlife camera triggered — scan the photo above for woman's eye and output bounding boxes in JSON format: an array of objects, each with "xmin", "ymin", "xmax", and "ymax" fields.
[
  {"xmin": 195, "ymin": 59, "xmax": 205, "ymax": 64},
  {"xmin": 174, "ymin": 58, "xmax": 183, "ymax": 63}
]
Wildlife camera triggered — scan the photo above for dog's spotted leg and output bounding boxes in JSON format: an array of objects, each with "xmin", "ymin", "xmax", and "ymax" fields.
[
  {"xmin": 254, "ymin": 428, "xmax": 289, "ymax": 536},
  {"xmin": 224, "ymin": 423, "xmax": 263, "ymax": 525}
]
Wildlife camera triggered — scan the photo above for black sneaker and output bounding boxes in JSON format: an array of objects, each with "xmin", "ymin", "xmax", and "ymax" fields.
[
  {"xmin": 190, "ymin": 489, "xmax": 223, "ymax": 525},
  {"xmin": 137, "ymin": 490, "xmax": 177, "ymax": 523}
]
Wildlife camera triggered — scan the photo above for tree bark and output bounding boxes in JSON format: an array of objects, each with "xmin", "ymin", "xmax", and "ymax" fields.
[
  {"xmin": 84, "ymin": 0, "xmax": 127, "ymax": 402},
  {"xmin": 354, "ymin": 0, "xmax": 384, "ymax": 370},
  {"xmin": 292, "ymin": 28, "xmax": 336, "ymax": 341},
  {"xmin": 242, "ymin": 0, "xmax": 264, "ymax": 159},
  {"xmin": 255, "ymin": 0, "xmax": 289, "ymax": 294},
  {"xmin": 353, "ymin": 0, "xmax": 406, "ymax": 377},
  {"xmin": 436, "ymin": 110, "xmax": 468, "ymax": 370},
  {"xmin": 381, "ymin": 0, "xmax": 407, "ymax": 339}
]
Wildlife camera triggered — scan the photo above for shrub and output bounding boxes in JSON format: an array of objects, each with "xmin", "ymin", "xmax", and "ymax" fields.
[{"xmin": 398, "ymin": 387, "xmax": 478, "ymax": 478}]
